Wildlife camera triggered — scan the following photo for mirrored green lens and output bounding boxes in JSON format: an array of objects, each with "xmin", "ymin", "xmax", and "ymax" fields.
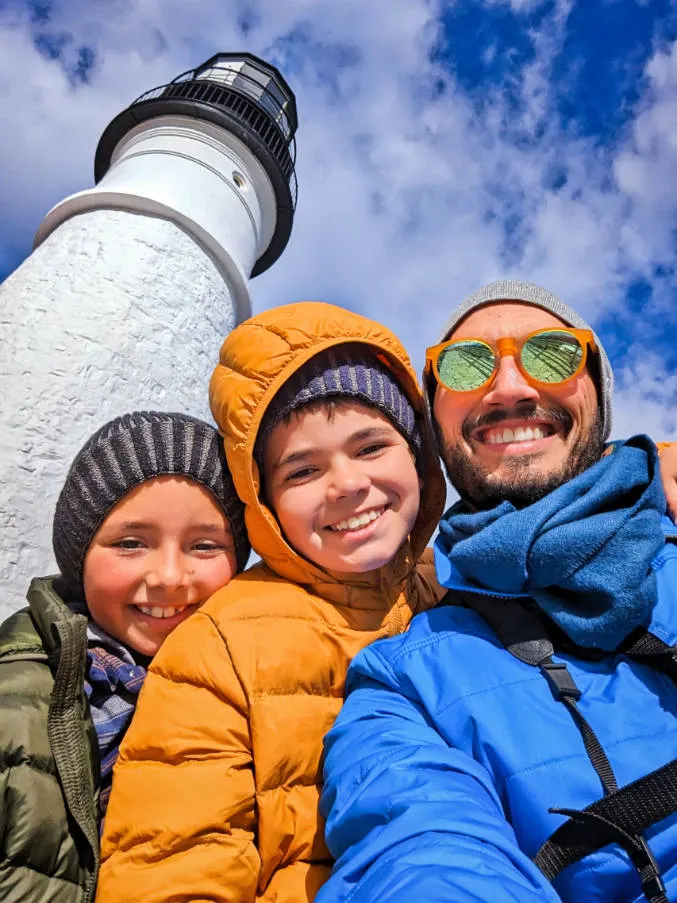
[
  {"xmin": 437, "ymin": 341, "xmax": 496, "ymax": 391},
  {"xmin": 521, "ymin": 331, "xmax": 583, "ymax": 383}
]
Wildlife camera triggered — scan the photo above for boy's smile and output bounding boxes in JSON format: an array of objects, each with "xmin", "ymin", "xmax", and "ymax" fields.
[
  {"xmin": 263, "ymin": 401, "xmax": 421, "ymax": 574},
  {"xmin": 83, "ymin": 476, "xmax": 238, "ymax": 656},
  {"xmin": 327, "ymin": 507, "xmax": 385, "ymax": 532}
]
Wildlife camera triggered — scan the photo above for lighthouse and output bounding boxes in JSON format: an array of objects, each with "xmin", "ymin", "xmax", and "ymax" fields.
[{"xmin": 0, "ymin": 52, "xmax": 298, "ymax": 618}]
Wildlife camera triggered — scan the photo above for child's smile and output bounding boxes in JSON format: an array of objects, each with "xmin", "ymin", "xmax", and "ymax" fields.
[
  {"xmin": 327, "ymin": 506, "xmax": 385, "ymax": 531},
  {"xmin": 134, "ymin": 603, "xmax": 196, "ymax": 619},
  {"xmin": 83, "ymin": 476, "xmax": 238, "ymax": 656},
  {"xmin": 264, "ymin": 401, "xmax": 421, "ymax": 574}
]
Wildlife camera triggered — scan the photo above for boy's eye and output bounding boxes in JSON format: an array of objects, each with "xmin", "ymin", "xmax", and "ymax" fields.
[
  {"xmin": 284, "ymin": 466, "xmax": 318, "ymax": 483},
  {"xmin": 112, "ymin": 538, "xmax": 145, "ymax": 551},
  {"xmin": 358, "ymin": 442, "xmax": 388, "ymax": 457},
  {"xmin": 191, "ymin": 540, "xmax": 228, "ymax": 553}
]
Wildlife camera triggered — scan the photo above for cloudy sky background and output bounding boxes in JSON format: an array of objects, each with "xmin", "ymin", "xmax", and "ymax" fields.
[{"xmin": 1, "ymin": 0, "xmax": 677, "ymax": 441}]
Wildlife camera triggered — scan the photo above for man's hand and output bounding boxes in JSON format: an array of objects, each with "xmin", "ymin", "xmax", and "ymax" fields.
[{"xmin": 657, "ymin": 442, "xmax": 677, "ymax": 521}]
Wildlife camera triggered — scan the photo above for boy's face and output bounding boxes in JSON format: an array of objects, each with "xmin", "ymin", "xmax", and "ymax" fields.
[
  {"xmin": 263, "ymin": 400, "xmax": 421, "ymax": 574},
  {"xmin": 83, "ymin": 475, "xmax": 237, "ymax": 657}
]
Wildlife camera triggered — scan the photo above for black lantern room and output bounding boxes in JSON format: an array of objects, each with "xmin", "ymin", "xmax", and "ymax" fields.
[{"xmin": 94, "ymin": 52, "xmax": 298, "ymax": 276}]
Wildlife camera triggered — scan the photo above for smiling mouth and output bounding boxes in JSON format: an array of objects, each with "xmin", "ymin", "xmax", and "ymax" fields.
[
  {"xmin": 134, "ymin": 604, "xmax": 193, "ymax": 620},
  {"xmin": 477, "ymin": 423, "xmax": 558, "ymax": 446},
  {"xmin": 327, "ymin": 507, "xmax": 385, "ymax": 533}
]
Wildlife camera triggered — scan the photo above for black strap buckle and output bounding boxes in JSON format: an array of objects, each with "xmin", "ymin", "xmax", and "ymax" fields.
[
  {"xmin": 636, "ymin": 836, "xmax": 667, "ymax": 902},
  {"xmin": 540, "ymin": 660, "xmax": 582, "ymax": 702}
]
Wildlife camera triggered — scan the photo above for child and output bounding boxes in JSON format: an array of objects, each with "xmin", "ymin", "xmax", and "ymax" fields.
[
  {"xmin": 96, "ymin": 303, "xmax": 447, "ymax": 903},
  {"xmin": 0, "ymin": 411, "xmax": 249, "ymax": 903}
]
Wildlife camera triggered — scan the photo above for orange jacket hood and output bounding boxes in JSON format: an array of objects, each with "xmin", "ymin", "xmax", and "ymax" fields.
[{"xmin": 209, "ymin": 301, "xmax": 445, "ymax": 596}]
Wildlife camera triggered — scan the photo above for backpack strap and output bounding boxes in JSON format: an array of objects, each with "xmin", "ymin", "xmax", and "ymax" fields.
[
  {"xmin": 449, "ymin": 591, "xmax": 620, "ymax": 796},
  {"xmin": 445, "ymin": 590, "xmax": 670, "ymax": 902},
  {"xmin": 447, "ymin": 591, "xmax": 552, "ymax": 667},
  {"xmin": 621, "ymin": 626, "xmax": 677, "ymax": 682},
  {"xmin": 539, "ymin": 657, "xmax": 618, "ymax": 796},
  {"xmin": 535, "ymin": 759, "xmax": 677, "ymax": 903}
]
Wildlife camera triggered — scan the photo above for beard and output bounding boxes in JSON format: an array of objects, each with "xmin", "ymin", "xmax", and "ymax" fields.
[{"xmin": 440, "ymin": 402, "xmax": 606, "ymax": 510}]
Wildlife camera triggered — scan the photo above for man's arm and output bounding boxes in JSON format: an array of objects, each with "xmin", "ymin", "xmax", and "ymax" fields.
[
  {"xmin": 96, "ymin": 611, "xmax": 260, "ymax": 903},
  {"xmin": 318, "ymin": 644, "xmax": 561, "ymax": 903}
]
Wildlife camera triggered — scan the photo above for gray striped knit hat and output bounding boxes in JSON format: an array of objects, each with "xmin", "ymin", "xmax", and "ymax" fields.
[
  {"xmin": 434, "ymin": 280, "xmax": 614, "ymax": 440},
  {"xmin": 255, "ymin": 344, "xmax": 422, "ymax": 470},
  {"xmin": 53, "ymin": 411, "xmax": 250, "ymax": 600}
]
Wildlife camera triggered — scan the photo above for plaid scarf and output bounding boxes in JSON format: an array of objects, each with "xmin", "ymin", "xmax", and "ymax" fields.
[{"xmin": 79, "ymin": 618, "xmax": 147, "ymax": 825}]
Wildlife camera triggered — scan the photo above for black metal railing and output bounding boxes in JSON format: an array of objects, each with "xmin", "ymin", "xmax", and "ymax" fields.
[{"xmin": 129, "ymin": 62, "xmax": 298, "ymax": 209}]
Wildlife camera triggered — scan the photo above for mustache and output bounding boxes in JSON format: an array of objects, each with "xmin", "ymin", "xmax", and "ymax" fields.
[{"xmin": 463, "ymin": 402, "xmax": 573, "ymax": 440}]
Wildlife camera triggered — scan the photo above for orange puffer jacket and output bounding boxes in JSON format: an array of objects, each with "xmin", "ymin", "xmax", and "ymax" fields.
[{"xmin": 96, "ymin": 302, "xmax": 446, "ymax": 903}]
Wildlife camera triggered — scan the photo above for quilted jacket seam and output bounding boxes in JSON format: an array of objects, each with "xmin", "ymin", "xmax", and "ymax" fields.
[
  {"xmin": 433, "ymin": 674, "xmax": 541, "ymax": 719},
  {"xmin": 0, "ymin": 751, "xmax": 58, "ymax": 777},
  {"xmin": 251, "ymin": 689, "xmax": 343, "ymax": 699},
  {"xmin": 383, "ymin": 618, "xmax": 504, "ymax": 667},
  {"xmin": 507, "ymin": 724, "xmax": 677, "ymax": 782},
  {"xmin": 0, "ymin": 647, "xmax": 47, "ymax": 661},
  {"xmin": 3, "ymin": 861, "xmax": 82, "ymax": 888},
  {"xmin": 257, "ymin": 777, "xmax": 320, "ymax": 794}
]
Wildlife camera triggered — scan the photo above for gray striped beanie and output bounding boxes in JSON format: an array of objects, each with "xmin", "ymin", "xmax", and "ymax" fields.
[
  {"xmin": 255, "ymin": 344, "xmax": 422, "ymax": 470},
  {"xmin": 53, "ymin": 411, "xmax": 250, "ymax": 600},
  {"xmin": 435, "ymin": 280, "xmax": 614, "ymax": 440}
]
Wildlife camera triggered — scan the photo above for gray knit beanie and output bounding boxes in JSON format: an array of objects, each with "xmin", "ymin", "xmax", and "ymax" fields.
[
  {"xmin": 53, "ymin": 411, "xmax": 250, "ymax": 600},
  {"xmin": 432, "ymin": 280, "xmax": 614, "ymax": 440},
  {"xmin": 255, "ymin": 344, "xmax": 422, "ymax": 472}
]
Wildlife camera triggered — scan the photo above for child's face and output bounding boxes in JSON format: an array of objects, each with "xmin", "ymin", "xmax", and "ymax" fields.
[
  {"xmin": 263, "ymin": 401, "xmax": 421, "ymax": 574},
  {"xmin": 83, "ymin": 475, "xmax": 237, "ymax": 656}
]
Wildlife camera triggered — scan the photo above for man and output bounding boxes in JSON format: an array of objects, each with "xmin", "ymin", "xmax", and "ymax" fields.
[{"xmin": 316, "ymin": 281, "xmax": 677, "ymax": 903}]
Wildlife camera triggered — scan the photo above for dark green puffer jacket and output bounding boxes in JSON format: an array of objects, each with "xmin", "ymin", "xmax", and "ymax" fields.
[{"xmin": 0, "ymin": 576, "xmax": 100, "ymax": 902}]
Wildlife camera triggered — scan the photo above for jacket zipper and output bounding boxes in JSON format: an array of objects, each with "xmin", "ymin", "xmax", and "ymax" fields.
[{"xmin": 48, "ymin": 616, "xmax": 100, "ymax": 903}]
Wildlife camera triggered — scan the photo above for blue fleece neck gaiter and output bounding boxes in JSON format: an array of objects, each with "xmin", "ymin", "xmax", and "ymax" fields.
[{"xmin": 435, "ymin": 435, "xmax": 666, "ymax": 651}]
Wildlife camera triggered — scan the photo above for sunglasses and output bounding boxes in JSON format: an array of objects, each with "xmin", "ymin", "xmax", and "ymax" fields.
[{"xmin": 425, "ymin": 327, "xmax": 597, "ymax": 394}]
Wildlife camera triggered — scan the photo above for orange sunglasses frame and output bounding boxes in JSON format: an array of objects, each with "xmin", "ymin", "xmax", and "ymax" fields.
[{"xmin": 425, "ymin": 327, "xmax": 597, "ymax": 393}]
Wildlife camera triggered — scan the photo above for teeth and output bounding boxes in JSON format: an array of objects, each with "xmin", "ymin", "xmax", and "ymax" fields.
[
  {"xmin": 136, "ymin": 605, "xmax": 187, "ymax": 619},
  {"xmin": 485, "ymin": 426, "xmax": 545, "ymax": 445},
  {"xmin": 330, "ymin": 509, "xmax": 383, "ymax": 532}
]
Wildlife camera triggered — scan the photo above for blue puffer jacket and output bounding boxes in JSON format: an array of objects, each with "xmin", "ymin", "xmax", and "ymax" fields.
[{"xmin": 318, "ymin": 517, "xmax": 677, "ymax": 903}]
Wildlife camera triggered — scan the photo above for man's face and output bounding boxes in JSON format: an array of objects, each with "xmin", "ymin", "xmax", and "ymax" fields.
[{"xmin": 433, "ymin": 302, "xmax": 605, "ymax": 509}]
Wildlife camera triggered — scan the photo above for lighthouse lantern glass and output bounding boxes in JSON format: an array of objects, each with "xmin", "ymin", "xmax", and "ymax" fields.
[
  {"xmin": 196, "ymin": 60, "xmax": 246, "ymax": 88},
  {"xmin": 196, "ymin": 58, "xmax": 292, "ymax": 139}
]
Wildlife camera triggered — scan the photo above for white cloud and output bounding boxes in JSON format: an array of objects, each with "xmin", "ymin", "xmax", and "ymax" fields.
[
  {"xmin": 614, "ymin": 356, "xmax": 677, "ymax": 440},
  {"xmin": 1, "ymin": 0, "xmax": 676, "ymax": 438},
  {"xmin": 614, "ymin": 40, "xmax": 677, "ymax": 269}
]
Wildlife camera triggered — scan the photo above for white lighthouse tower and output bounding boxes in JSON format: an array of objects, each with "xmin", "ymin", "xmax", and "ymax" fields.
[{"xmin": 0, "ymin": 52, "xmax": 299, "ymax": 618}]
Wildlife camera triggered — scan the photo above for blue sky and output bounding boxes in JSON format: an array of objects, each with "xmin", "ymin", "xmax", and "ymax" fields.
[{"xmin": 2, "ymin": 0, "xmax": 677, "ymax": 438}]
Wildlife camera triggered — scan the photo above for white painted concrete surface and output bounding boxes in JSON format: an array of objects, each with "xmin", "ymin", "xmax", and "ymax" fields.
[
  {"xmin": 0, "ymin": 209, "xmax": 244, "ymax": 619},
  {"xmin": 36, "ymin": 116, "xmax": 278, "ymax": 321}
]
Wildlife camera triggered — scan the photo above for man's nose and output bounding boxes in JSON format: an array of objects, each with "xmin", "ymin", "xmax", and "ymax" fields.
[
  {"xmin": 482, "ymin": 355, "xmax": 540, "ymax": 408},
  {"xmin": 326, "ymin": 459, "xmax": 370, "ymax": 502}
]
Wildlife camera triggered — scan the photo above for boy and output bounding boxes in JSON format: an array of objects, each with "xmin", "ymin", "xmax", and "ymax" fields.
[
  {"xmin": 0, "ymin": 411, "xmax": 249, "ymax": 903},
  {"xmin": 96, "ymin": 302, "xmax": 447, "ymax": 902}
]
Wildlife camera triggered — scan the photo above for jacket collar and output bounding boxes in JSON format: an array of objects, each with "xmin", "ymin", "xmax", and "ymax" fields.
[{"xmin": 0, "ymin": 577, "xmax": 82, "ymax": 660}]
